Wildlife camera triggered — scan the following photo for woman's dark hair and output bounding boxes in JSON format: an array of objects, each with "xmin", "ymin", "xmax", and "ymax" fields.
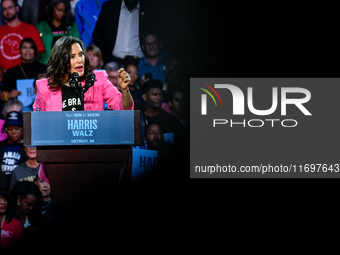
[
  {"xmin": 45, "ymin": 0, "xmax": 72, "ymax": 27},
  {"xmin": 0, "ymin": 189, "xmax": 20, "ymax": 224},
  {"xmin": 9, "ymin": 181, "xmax": 42, "ymax": 205},
  {"xmin": 47, "ymin": 36, "xmax": 92, "ymax": 90},
  {"xmin": 9, "ymin": 181, "xmax": 43, "ymax": 225},
  {"xmin": 20, "ymin": 38, "xmax": 39, "ymax": 62},
  {"xmin": 123, "ymin": 55, "xmax": 139, "ymax": 70}
]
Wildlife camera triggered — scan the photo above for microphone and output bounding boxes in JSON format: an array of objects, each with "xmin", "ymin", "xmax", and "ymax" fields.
[
  {"xmin": 69, "ymin": 72, "xmax": 79, "ymax": 89},
  {"xmin": 83, "ymin": 72, "xmax": 96, "ymax": 94}
]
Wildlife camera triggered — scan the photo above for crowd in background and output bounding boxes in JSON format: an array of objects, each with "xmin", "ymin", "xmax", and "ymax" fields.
[{"xmin": 0, "ymin": 0, "xmax": 189, "ymax": 251}]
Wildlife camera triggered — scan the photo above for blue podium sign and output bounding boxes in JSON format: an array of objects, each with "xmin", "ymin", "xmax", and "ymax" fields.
[{"xmin": 25, "ymin": 111, "xmax": 135, "ymax": 146}]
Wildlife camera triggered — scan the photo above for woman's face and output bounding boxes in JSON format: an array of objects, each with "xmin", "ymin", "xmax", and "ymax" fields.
[
  {"xmin": 36, "ymin": 178, "xmax": 51, "ymax": 198},
  {"xmin": 69, "ymin": 43, "xmax": 85, "ymax": 78},
  {"xmin": 87, "ymin": 52, "xmax": 99, "ymax": 69},
  {"xmin": 0, "ymin": 196, "xmax": 7, "ymax": 214},
  {"xmin": 24, "ymin": 146, "xmax": 37, "ymax": 159},
  {"xmin": 17, "ymin": 195, "xmax": 37, "ymax": 215},
  {"xmin": 6, "ymin": 126, "xmax": 23, "ymax": 143},
  {"xmin": 20, "ymin": 41, "xmax": 35, "ymax": 63},
  {"xmin": 53, "ymin": 2, "xmax": 66, "ymax": 22},
  {"xmin": 126, "ymin": 65, "xmax": 138, "ymax": 87}
]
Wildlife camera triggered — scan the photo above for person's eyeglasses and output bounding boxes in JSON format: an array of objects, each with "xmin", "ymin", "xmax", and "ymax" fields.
[
  {"xmin": 5, "ymin": 127, "xmax": 22, "ymax": 132},
  {"xmin": 144, "ymin": 42, "xmax": 158, "ymax": 48},
  {"xmin": 2, "ymin": 5, "xmax": 15, "ymax": 12}
]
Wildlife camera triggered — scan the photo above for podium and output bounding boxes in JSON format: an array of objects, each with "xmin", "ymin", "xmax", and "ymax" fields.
[{"xmin": 23, "ymin": 111, "xmax": 140, "ymax": 207}]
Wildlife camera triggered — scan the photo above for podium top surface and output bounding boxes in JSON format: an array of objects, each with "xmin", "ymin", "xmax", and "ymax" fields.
[{"xmin": 23, "ymin": 111, "xmax": 140, "ymax": 146}]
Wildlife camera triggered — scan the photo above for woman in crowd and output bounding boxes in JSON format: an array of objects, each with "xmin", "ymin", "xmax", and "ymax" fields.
[
  {"xmin": 86, "ymin": 44, "xmax": 104, "ymax": 70},
  {"xmin": 0, "ymin": 111, "xmax": 27, "ymax": 190},
  {"xmin": 9, "ymin": 145, "xmax": 40, "ymax": 191},
  {"xmin": 123, "ymin": 55, "xmax": 143, "ymax": 110},
  {"xmin": 9, "ymin": 181, "xmax": 42, "ymax": 230},
  {"xmin": 0, "ymin": 189, "xmax": 24, "ymax": 250},
  {"xmin": 0, "ymin": 38, "xmax": 47, "ymax": 103},
  {"xmin": 37, "ymin": 0, "xmax": 80, "ymax": 65}
]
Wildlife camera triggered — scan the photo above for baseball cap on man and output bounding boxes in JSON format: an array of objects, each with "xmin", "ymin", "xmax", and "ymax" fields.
[{"xmin": 4, "ymin": 111, "xmax": 23, "ymax": 127}]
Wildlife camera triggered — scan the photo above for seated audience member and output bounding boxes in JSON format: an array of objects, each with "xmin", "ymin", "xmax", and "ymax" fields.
[
  {"xmin": 0, "ymin": 189, "xmax": 24, "ymax": 250},
  {"xmin": 86, "ymin": 44, "xmax": 104, "ymax": 70},
  {"xmin": 0, "ymin": 0, "xmax": 45, "ymax": 71},
  {"xmin": 123, "ymin": 55, "xmax": 143, "ymax": 110},
  {"xmin": 9, "ymin": 146, "xmax": 40, "ymax": 191},
  {"xmin": 0, "ymin": 111, "xmax": 27, "ymax": 190},
  {"xmin": 34, "ymin": 174, "xmax": 54, "ymax": 217},
  {"xmin": 145, "ymin": 123, "xmax": 164, "ymax": 150},
  {"xmin": 139, "ymin": 32, "xmax": 169, "ymax": 85},
  {"xmin": 0, "ymin": 38, "xmax": 47, "ymax": 103},
  {"xmin": 0, "ymin": 99, "xmax": 23, "ymax": 141},
  {"xmin": 37, "ymin": 0, "xmax": 80, "ymax": 64},
  {"xmin": 22, "ymin": 73, "xmax": 48, "ymax": 112},
  {"xmin": 9, "ymin": 181, "xmax": 42, "ymax": 229},
  {"xmin": 104, "ymin": 60, "xmax": 124, "ymax": 110},
  {"xmin": 168, "ymin": 86, "xmax": 189, "ymax": 130},
  {"xmin": 141, "ymin": 79, "xmax": 183, "ymax": 142},
  {"xmin": 104, "ymin": 61, "xmax": 123, "ymax": 91}
]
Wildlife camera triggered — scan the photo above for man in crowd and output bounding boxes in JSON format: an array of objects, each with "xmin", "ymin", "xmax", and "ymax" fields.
[{"xmin": 0, "ymin": 0, "xmax": 45, "ymax": 71}]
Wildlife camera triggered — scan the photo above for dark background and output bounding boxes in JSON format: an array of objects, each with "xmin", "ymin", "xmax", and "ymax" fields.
[{"xmin": 184, "ymin": 2, "xmax": 339, "ymax": 229}]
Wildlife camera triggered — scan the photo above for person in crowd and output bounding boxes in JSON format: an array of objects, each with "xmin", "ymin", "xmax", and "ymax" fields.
[
  {"xmin": 34, "ymin": 174, "xmax": 54, "ymax": 217},
  {"xmin": 0, "ymin": 0, "xmax": 45, "ymax": 71},
  {"xmin": 86, "ymin": 45, "xmax": 104, "ymax": 70},
  {"xmin": 0, "ymin": 38, "xmax": 47, "ymax": 104},
  {"xmin": 22, "ymin": 73, "xmax": 48, "ymax": 112},
  {"xmin": 0, "ymin": 111, "xmax": 27, "ymax": 190},
  {"xmin": 33, "ymin": 36, "xmax": 133, "ymax": 111},
  {"xmin": 145, "ymin": 123, "xmax": 164, "ymax": 150},
  {"xmin": 93, "ymin": 0, "xmax": 143, "ymax": 64},
  {"xmin": 9, "ymin": 146, "xmax": 40, "ymax": 191},
  {"xmin": 0, "ymin": 189, "xmax": 24, "ymax": 250},
  {"xmin": 139, "ymin": 32, "xmax": 169, "ymax": 85},
  {"xmin": 74, "ymin": 0, "xmax": 110, "ymax": 48},
  {"xmin": 104, "ymin": 61, "xmax": 123, "ymax": 91},
  {"xmin": 9, "ymin": 181, "xmax": 42, "ymax": 229},
  {"xmin": 93, "ymin": 0, "xmax": 166, "ymax": 64},
  {"xmin": 1, "ymin": 99, "xmax": 23, "ymax": 121},
  {"xmin": 0, "ymin": 99, "xmax": 23, "ymax": 142},
  {"xmin": 168, "ymin": 86, "xmax": 189, "ymax": 129},
  {"xmin": 141, "ymin": 79, "xmax": 183, "ymax": 142},
  {"xmin": 19, "ymin": 0, "xmax": 53, "ymax": 26},
  {"xmin": 37, "ymin": 0, "xmax": 80, "ymax": 65},
  {"xmin": 103, "ymin": 61, "xmax": 123, "ymax": 110},
  {"xmin": 123, "ymin": 55, "xmax": 143, "ymax": 110},
  {"xmin": 144, "ymin": 122, "xmax": 174, "ymax": 159}
]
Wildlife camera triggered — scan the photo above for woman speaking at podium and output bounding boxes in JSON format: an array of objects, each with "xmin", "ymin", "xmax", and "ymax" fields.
[{"xmin": 33, "ymin": 36, "xmax": 133, "ymax": 111}]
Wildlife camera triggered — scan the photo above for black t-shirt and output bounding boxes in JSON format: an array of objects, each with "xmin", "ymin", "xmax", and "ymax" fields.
[
  {"xmin": 62, "ymin": 85, "xmax": 84, "ymax": 111},
  {"xmin": 51, "ymin": 24, "xmax": 69, "ymax": 46}
]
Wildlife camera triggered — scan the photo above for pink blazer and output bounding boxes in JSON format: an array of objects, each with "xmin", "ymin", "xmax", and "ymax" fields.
[{"xmin": 33, "ymin": 70, "xmax": 133, "ymax": 111}]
